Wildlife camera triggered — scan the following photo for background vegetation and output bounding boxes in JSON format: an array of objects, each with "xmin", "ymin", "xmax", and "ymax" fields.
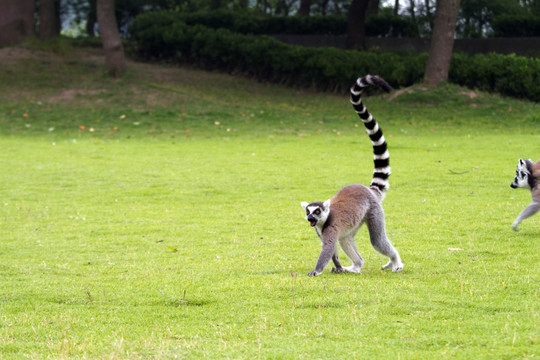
[
  {"xmin": 0, "ymin": 43, "xmax": 538, "ymax": 358},
  {"xmin": 128, "ymin": 11, "xmax": 540, "ymax": 102}
]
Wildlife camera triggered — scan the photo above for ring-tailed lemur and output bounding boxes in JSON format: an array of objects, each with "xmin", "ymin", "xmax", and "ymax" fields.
[
  {"xmin": 510, "ymin": 158, "xmax": 540, "ymax": 231},
  {"xmin": 300, "ymin": 75, "xmax": 403, "ymax": 277}
]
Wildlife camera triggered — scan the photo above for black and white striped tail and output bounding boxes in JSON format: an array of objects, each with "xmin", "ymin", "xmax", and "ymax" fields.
[{"xmin": 350, "ymin": 75, "xmax": 392, "ymax": 196}]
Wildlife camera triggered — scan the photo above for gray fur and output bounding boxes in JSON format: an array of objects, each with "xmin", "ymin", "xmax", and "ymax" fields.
[
  {"xmin": 511, "ymin": 158, "xmax": 540, "ymax": 231},
  {"xmin": 300, "ymin": 75, "xmax": 403, "ymax": 276}
]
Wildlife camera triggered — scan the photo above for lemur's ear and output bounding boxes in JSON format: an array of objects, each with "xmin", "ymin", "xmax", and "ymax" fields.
[
  {"xmin": 301, "ymin": 202, "xmax": 309, "ymax": 209},
  {"xmin": 519, "ymin": 159, "xmax": 534, "ymax": 174},
  {"xmin": 323, "ymin": 199, "xmax": 330, "ymax": 209}
]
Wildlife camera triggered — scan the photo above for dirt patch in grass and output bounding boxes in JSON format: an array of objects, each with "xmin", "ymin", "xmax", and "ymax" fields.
[
  {"xmin": 459, "ymin": 89, "xmax": 479, "ymax": 99},
  {"xmin": 0, "ymin": 47, "xmax": 52, "ymax": 64},
  {"xmin": 46, "ymin": 88, "xmax": 108, "ymax": 103}
]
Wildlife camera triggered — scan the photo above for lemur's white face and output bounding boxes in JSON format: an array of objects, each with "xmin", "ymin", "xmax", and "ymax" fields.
[
  {"xmin": 301, "ymin": 201, "xmax": 330, "ymax": 227},
  {"xmin": 511, "ymin": 159, "xmax": 531, "ymax": 189}
]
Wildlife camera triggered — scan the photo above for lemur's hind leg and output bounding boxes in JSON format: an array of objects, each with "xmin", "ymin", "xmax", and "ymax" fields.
[
  {"xmin": 338, "ymin": 235, "xmax": 364, "ymax": 273},
  {"xmin": 512, "ymin": 201, "xmax": 540, "ymax": 231},
  {"xmin": 366, "ymin": 203, "xmax": 403, "ymax": 272}
]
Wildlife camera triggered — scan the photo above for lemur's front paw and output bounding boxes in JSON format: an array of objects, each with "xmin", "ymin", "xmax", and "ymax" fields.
[
  {"xmin": 308, "ymin": 270, "xmax": 322, "ymax": 277},
  {"xmin": 331, "ymin": 267, "xmax": 345, "ymax": 273}
]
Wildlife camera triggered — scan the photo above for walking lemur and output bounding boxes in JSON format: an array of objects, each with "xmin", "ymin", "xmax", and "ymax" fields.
[
  {"xmin": 510, "ymin": 158, "xmax": 540, "ymax": 231},
  {"xmin": 301, "ymin": 75, "xmax": 403, "ymax": 276}
]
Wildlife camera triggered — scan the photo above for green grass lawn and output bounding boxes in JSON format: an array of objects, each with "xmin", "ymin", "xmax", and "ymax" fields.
[{"xmin": 0, "ymin": 44, "xmax": 539, "ymax": 359}]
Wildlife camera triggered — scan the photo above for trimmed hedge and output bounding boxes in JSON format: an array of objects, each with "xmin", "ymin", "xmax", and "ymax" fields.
[
  {"xmin": 129, "ymin": 11, "xmax": 426, "ymax": 92},
  {"xmin": 136, "ymin": 9, "xmax": 419, "ymax": 38},
  {"xmin": 177, "ymin": 10, "xmax": 347, "ymax": 35},
  {"xmin": 130, "ymin": 11, "xmax": 540, "ymax": 101},
  {"xmin": 449, "ymin": 53, "xmax": 540, "ymax": 101},
  {"xmin": 172, "ymin": 10, "xmax": 540, "ymax": 39}
]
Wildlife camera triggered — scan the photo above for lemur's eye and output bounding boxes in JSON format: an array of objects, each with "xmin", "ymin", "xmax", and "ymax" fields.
[
  {"xmin": 306, "ymin": 209, "xmax": 310, "ymax": 215},
  {"xmin": 314, "ymin": 209, "xmax": 321, "ymax": 215}
]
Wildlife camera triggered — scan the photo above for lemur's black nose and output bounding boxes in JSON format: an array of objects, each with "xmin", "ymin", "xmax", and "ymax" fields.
[{"xmin": 510, "ymin": 183, "xmax": 517, "ymax": 188}]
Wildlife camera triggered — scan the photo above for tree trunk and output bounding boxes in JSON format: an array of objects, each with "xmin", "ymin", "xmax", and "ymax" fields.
[
  {"xmin": 319, "ymin": 0, "xmax": 329, "ymax": 16},
  {"xmin": 367, "ymin": 0, "xmax": 379, "ymax": 15},
  {"xmin": 424, "ymin": 0, "xmax": 461, "ymax": 86},
  {"xmin": 97, "ymin": 0, "xmax": 125, "ymax": 77},
  {"xmin": 275, "ymin": 0, "xmax": 287, "ymax": 15},
  {"xmin": 85, "ymin": 0, "xmax": 97, "ymax": 37},
  {"xmin": 298, "ymin": 0, "xmax": 311, "ymax": 16},
  {"xmin": 346, "ymin": 0, "xmax": 370, "ymax": 49},
  {"xmin": 0, "ymin": 0, "xmax": 35, "ymax": 44},
  {"xmin": 210, "ymin": 0, "xmax": 221, "ymax": 10},
  {"xmin": 393, "ymin": 0, "xmax": 399, "ymax": 15},
  {"xmin": 235, "ymin": 0, "xmax": 249, "ymax": 10},
  {"xmin": 38, "ymin": 0, "xmax": 60, "ymax": 40},
  {"xmin": 408, "ymin": 0, "xmax": 416, "ymax": 22}
]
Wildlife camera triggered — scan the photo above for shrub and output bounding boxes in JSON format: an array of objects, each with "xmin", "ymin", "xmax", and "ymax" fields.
[
  {"xmin": 173, "ymin": 9, "xmax": 346, "ymax": 35},
  {"xmin": 133, "ymin": 9, "xmax": 416, "ymax": 38},
  {"xmin": 449, "ymin": 53, "xmax": 540, "ymax": 101}
]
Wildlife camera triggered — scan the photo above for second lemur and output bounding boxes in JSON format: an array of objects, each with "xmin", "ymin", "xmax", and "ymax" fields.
[
  {"xmin": 510, "ymin": 158, "xmax": 540, "ymax": 231},
  {"xmin": 301, "ymin": 75, "xmax": 403, "ymax": 277}
]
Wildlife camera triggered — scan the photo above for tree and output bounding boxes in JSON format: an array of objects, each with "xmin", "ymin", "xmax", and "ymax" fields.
[
  {"xmin": 0, "ymin": 0, "xmax": 34, "ymax": 44},
  {"xmin": 275, "ymin": 0, "xmax": 295, "ymax": 15},
  {"xmin": 298, "ymin": 0, "xmax": 312, "ymax": 15},
  {"xmin": 424, "ymin": 0, "xmax": 460, "ymax": 86},
  {"xmin": 233, "ymin": 0, "xmax": 249, "ymax": 10},
  {"xmin": 408, "ymin": 0, "xmax": 416, "ymax": 22},
  {"xmin": 458, "ymin": 0, "xmax": 524, "ymax": 38},
  {"xmin": 367, "ymin": 0, "xmax": 379, "ymax": 15},
  {"xmin": 346, "ymin": 0, "xmax": 370, "ymax": 49},
  {"xmin": 39, "ymin": 0, "xmax": 61, "ymax": 40},
  {"xmin": 424, "ymin": 0, "xmax": 432, "ymax": 16},
  {"xmin": 97, "ymin": 0, "xmax": 126, "ymax": 76}
]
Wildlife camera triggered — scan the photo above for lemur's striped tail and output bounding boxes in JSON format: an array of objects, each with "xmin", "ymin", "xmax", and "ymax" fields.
[{"xmin": 350, "ymin": 75, "xmax": 392, "ymax": 197}]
